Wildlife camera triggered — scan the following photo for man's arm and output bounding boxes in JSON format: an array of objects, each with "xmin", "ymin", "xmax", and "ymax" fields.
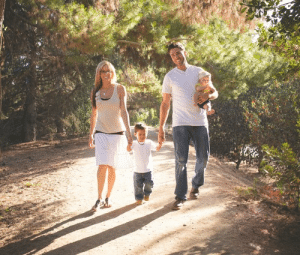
[
  {"xmin": 158, "ymin": 93, "xmax": 171, "ymax": 146},
  {"xmin": 198, "ymin": 87, "xmax": 218, "ymax": 105}
]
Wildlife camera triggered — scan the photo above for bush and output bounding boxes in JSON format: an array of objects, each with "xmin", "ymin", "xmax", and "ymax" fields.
[
  {"xmin": 129, "ymin": 108, "xmax": 159, "ymax": 127},
  {"xmin": 260, "ymin": 143, "xmax": 300, "ymax": 210},
  {"xmin": 209, "ymin": 79, "xmax": 300, "ymax": 169}
]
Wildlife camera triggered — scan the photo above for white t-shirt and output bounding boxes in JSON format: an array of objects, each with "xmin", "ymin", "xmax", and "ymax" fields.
[
  {"xmin": 131, "ymin": 139, "xmax": 157, "ymax": 173},
  {"xmin": 162, "ymin": 64, "xmax": 216, "ymax": 127}
]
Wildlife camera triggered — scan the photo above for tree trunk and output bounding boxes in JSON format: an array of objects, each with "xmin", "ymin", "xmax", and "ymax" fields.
[
  {"xmin": 55, "ymin": 116, "xmax": 64, "ymax": 134},
  {"xmin": 0, "ymin": 0, "xmax": 6, "ymax": 120},
  {"xmin": 24, "ymin": 32, "xmax": 37, "ymax": 142},
  {"xmin": 24, "ymin": 84, "xmax": 37, "ymax": 142}
]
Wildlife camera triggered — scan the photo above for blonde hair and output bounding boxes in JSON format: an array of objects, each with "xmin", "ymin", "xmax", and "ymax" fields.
[
  {"xmin": 198, "ymin": 70, "xmax": 211, "ymax": 80},
  {"xmin": 91, "ymin": 61, "xmax": 117, "ymax": 108}
]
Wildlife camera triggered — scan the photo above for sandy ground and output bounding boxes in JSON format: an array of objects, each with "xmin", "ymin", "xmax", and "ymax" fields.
[{"xmin": 0, "ymin": 127, "xmax": 300, "ymax": 255}]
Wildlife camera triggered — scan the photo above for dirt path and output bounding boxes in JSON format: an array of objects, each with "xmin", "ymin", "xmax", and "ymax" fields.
[{"xmin": 0, "ymin": 128, "xmax": 299, "ymax": 255}]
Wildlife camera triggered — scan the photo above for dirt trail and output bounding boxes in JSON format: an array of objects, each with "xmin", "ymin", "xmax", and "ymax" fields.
[{"xmin": 0, "ymin": 128, "xmax": 299, "ymax": 255}]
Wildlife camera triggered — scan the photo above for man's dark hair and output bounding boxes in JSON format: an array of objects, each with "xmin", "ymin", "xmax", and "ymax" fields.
[
  {"xmin": 167, "ymin": 42, "xmax": 186, "ymax": 54},
  {"xmin": 134, "ymin": 123, "xmax": 148, "ymax": 133}
]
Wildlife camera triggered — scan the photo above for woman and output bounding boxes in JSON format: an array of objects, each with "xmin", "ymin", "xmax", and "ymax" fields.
[{"xmin": 89, "ymin": 60, "xmax": 133, "ymax": 211}]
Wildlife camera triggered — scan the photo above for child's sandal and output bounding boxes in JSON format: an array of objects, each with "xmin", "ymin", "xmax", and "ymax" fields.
[{"xmin": 104, "ymin": 197, "xmax": 112, "ymax": 208}]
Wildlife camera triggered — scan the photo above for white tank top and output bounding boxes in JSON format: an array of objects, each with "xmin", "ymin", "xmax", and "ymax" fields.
[{"xmin": 94, "ymin": 85, "xmax": 125, "ymax": 133}]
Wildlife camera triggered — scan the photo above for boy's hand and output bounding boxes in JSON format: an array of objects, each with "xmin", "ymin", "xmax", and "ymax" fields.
[{"xmin": 127, "ymin": 143, "xmax": 132, "ymax": 152}]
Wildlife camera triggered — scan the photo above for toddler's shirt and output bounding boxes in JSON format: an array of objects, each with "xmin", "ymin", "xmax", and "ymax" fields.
[{"xmin": 131, "ymin": 139, "xmax": 156, "ymax": 173}]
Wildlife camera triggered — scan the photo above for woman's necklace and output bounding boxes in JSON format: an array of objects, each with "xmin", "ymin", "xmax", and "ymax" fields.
[{"xmin": 101, "ymin": 85, "xmax": 112, "ymax": 96}]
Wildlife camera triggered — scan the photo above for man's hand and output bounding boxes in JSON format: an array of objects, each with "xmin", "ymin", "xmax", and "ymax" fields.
[
  {"xmin": 158, "ymin": 127, "xmax": 165, "ymax": 148},
  {"xmin": 156, "ymin": 143, "xmax": 162, "ymax": 151},
  {"xmin": 197, "ymin": 92, "xmax": 209, "ymax": 105}
]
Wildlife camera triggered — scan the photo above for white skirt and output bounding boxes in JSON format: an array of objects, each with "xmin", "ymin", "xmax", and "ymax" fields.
[{"xmin": 95, "ymin": 132, "xmax": 132, "ymax": 169}]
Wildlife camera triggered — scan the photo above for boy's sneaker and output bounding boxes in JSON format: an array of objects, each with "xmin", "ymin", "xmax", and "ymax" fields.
[
  {"xmin": 136, "ymin": 200, "xmax": 143, "ymax": 205},
  {"xmin": 144, "ymin": 196, "xmax": 150, "ymax": 201},
  {"xmin": 172, "ymin": 198, "xmax": 184, "ymax": 210},
  {"xmin": 189, "ymin": 187, "xmax": 199, "ymax": 200}
]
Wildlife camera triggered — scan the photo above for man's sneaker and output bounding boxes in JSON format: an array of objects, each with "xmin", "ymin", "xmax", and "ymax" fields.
[
  {"xmin": 189, "ymin": 187, "xmax": 199, "ymax": 200},
  {"xmin": 172, "ymin": 199, "xmax": 184, "ymax": 210},
  {"xmin": 144, "ymin": 195, "xmax": 150, "ymax": 201}
]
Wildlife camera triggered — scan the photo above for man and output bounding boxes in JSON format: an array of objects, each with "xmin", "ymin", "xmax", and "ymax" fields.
[{"xmin": 158, "ymin": 42, "xmax": 218, "ymax": 210}]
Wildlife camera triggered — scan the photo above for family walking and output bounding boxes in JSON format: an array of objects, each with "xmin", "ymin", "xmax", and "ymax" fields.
[{"xmin": 88, "ymin": 42, "xmax": 218, "ymax": 211}]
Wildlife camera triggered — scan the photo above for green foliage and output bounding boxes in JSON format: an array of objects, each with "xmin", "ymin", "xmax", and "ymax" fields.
[
  {"xmin": 261, "ymin": 143, "xmax": 300, "ymax": 210},
  {"xmin": 117, "ymin": 65, "xmax": 162, "ymax": 127},
  {"xmin": 241, "ymin": 0, "xmax": 300, "ymax": 78},
  {"xmin": 210, "ymin": 78, "xmax": 300, "ymax": 171},
  {"xmin": 2, "ymin": 0, "xmax": 294, "ymax": 147},
  {"xmin": 241, "ymin": 79, "xmax": 300, "ymax": 153},
  {"xmin": 187, "ymin": 19, "xmax": 287, "ymax": 99},
  {"xmin": 40, "ymin": 2, "xmax": 117, "ymax": 56},
  {"xmin": 241, "ymin": 0, "xmax": 299, "ymax": 36},
  {"xmin": 256, "ymin": 24, "xmax": 300, "ymax": 78},
  {"xmin": 130, "ymin": 108, "xmax": 159, "ymax": 127},
  {"xmin": 236, "ymin": 178, "xmax": 259, "ymax": 199},
  {"xmin": 210, "ymin": 98, "xmax": 250, "ymax": 158},
  {"xmin": 118, "ymin": 65, "xmax": 161, "ymax": 97}
]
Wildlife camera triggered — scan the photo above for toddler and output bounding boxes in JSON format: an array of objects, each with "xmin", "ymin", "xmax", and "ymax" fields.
[
  {"xmin": 194, "ymin": 70, "xmax": 215, "ymax": 115},
  {"xmin": 127, "ymin": 123, "xmax": 161, "ymax": 205}
]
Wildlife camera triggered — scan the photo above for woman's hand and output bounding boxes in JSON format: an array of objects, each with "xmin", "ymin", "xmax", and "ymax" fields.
[
  {"xmin": 89, "ymin": 135, "xmax": 95, "ymax": 148},
  {"xmin": 127, "ymin": 135, "xmax": 133, "ymax": 152}
]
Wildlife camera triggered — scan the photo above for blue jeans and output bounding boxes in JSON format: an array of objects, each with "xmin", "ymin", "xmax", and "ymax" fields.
[
  {"xmin": 173, "ymin": 126, "xmax": 210, "ymax": 200},
  {"xmin": 133, "ymin": 172, "xmax": 154, "ymax": 200}
]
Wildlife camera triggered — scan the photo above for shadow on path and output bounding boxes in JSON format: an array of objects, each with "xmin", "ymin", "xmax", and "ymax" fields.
[
  {"xmin": 42, "ymin": 203, "xmax": 173, "ymax": 255},
  {"xmin": 0, "ymin": 203, "xmax": 137, "ymax": 255}
]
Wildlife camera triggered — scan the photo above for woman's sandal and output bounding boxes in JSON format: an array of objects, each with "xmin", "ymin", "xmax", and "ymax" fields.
[
  {"xmin": 104, "ymin": 197, "xmax": 112, "ymax": 208},
  {"xmin": 91, "ymin": 199, "xmax": 104, "ymax": 212}
]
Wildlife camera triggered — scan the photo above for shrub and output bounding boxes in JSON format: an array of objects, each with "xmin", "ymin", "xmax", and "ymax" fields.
[{"xmin": 260, "ymin": 143, "xmax": 300, "ymax": 210}]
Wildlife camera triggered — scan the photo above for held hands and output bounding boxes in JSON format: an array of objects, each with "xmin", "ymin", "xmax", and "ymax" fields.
[
  {"xmin": 127, "ymin": 134, "xmax": 133, "ymax": 152},
  {"xmin": 127, "ymin": 143, "xmax": 132, "ymax": 152}
]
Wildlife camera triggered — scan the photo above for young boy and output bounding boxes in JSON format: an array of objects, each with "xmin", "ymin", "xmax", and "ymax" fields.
[
  {"xmin": 193, "ymin": 70, "xmax": 215, "ymax": 115},
  {"xmin": 127, "ymin": 123, "xmax": 162, "ymax": 205}
]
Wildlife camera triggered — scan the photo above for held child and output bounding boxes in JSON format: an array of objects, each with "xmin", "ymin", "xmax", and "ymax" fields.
[
  {"xmin": 193, "ymin": 70, "xmax": 215, "ymax": 115},
  {"xmin": 127, "ymin": 123, "xmax": 162, "ymax": 205}
]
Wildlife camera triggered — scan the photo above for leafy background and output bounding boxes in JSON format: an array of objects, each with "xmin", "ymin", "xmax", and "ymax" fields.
[{"xmin": 1, "ymin": 0, "xmax": 299, "ymax": 207}]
